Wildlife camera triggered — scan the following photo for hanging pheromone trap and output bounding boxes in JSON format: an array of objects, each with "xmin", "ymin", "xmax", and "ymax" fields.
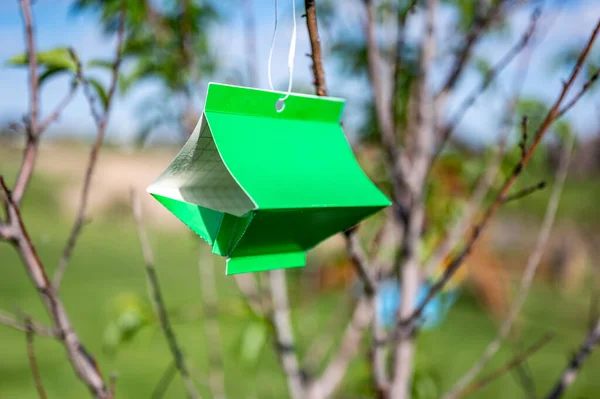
[
  {"xmin": 147, "ymin": 83, "xmax": 390, "ymax": 275},
  {"xmin": 147, "ymin": 0, "xmax": 389, "ymax": 275}
]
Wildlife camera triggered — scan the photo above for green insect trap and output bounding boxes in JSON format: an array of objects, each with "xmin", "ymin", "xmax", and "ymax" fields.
[{"xmin": 147, "ymin": 83, "xmax": 390, "ymax": 275}]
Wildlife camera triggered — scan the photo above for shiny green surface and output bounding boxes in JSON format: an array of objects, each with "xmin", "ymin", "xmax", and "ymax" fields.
[
  {"xmin": 225, "ymin": 251, "xmax": 305, "ymax": 275},
  {"xmin": 148, "ymin": 83, "xmax": 391, "ymax": 274}
]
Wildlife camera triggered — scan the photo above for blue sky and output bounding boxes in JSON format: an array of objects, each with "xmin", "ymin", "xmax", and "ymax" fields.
[{"xmin": 0, "ymin": 0, "xmax": 598, "ymax": 145}]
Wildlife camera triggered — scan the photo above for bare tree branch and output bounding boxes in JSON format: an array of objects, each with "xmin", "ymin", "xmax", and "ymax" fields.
[
  {"xmin": 363, "ymin": 0, "xmax": 410, "ymax": 205},
  {"xmin": 233, "ymin": 274, "xmax": 268, "ymax": 316},
  {"xmin": 12, "ymin": 0, "xmax": 40, "ymax": 205},
  {"xmin": 130, "ymin": 189, "xmax": 201, "ymax": 399},
  {"xmin": 38, "ymin": 80, "xmax": 79, "ymax": 133},
  {"xmin": 456, "ymin": 333, "xmax": 553, "ymax": 399},
  {"xmin": 444, "ymin": 132, "xmax": 575, "ymax": 399},
  {"xmin": 304, "ymin": 3, "xmax": 386, "ymax": 396},
  {"xmin": 427, "ymin": 15, "xmax": 540, "ymax": 280},
  {"xmin": 305, "ymin": 0, "xmax": 381, "ymax": 299},
  {"xmin": 392, "ymin": 0, "xmax": 418, "ymax": 130},
  {"xmin": 436, "ymin": 0, "xmax": 505, "ymax": 99},
  {"xmin": 402, "ymin": 17, "xmax": 600, "ymax": 333},
  {"xmin": 425, "ymin": 142, "xmax": 505, "ymax": 278},
  {"xmin": 390, "ymin": 0, "xmax": 438, "ymax": 397},
  {"xmin": 546, "ymin": 319, "xmax": 600, "ymax": 399},
  {"xmin": 308, "ymin": 297, "xmax": 374, "ymax": 399},
  {"xmin": 302, "ymin": 294, "xmax": 352, "ymax": 373},
  {"xmin": 435, "ymin": 7, "xmax": 541, "ymax": 158},
  {"xmin": 269, "ymin": 269, "xmax": 306, "ymax": 399},
  {"xmin": 151, "ymin": 361, "xmax": 177, "ymax": 399},
  {"xmin": 520, "ymin": 115, "xmax": 529, "ymax": 160},
  {"xmin": 25, "ymin": 317, "xmax": 48, "ymax": 399},
  {"xmin": 305, "ymin": 0, "xmax": 328, "ymax": 96},
  {"xmin": 372, "ymin": 308, "xmax": 389, "ymax": 396},
  {"xmin": 108, "ymin": 373, "xmax": 118, "ymax": 398},
  {"xmin": 557, "ymin": 69, "xmax": 600, "ymax": 119},
  {"xmin": 0, "ymin": 176, "xmax": 111, "ymax": 397},
  {"xmin": 53, "ymin": 2, "xmax": 126, "ymax": 290},
  {"xmin": 0, "ymin": 309, "xmax": 56, "ymax": 338},
  {"xmin": 501, "ymin": 180, "xmax": 547, "ymax": 204},
  {"xmin": 344, "ymin": 227, "xmax": 377, "ymax": 295},
  {"xmin": 198, "ymin": 250, "xmax": 227, "ymax": 399},
  {"xmin": 0, "ymin": 2, "xmax": 128, "ymax": 397}
]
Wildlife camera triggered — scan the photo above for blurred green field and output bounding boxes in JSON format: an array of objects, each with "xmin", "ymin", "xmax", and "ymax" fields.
[{"xmin": 1, "ymin": 158, "xmax": 600, "ymax": 399}]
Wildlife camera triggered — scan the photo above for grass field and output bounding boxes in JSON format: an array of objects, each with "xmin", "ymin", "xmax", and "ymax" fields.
[{"xmin": 1, "ymin": 148, "xmax": 600, "ymax": 398}]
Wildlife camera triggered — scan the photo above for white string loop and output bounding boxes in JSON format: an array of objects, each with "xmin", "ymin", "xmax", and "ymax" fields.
[{"xmin": 267, "ymin": 0, "xmax": 297, "ymax": 108}]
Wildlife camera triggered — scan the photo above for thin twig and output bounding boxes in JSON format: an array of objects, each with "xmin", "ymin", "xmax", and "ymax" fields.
[
  {"xmin": 363, "ymin": 0, "xmax": 410, "ymax": 203},
  {"xmin": 424, "ymin": 142, "xmax": 505, "ymax": 278},
  {"xmin": 308, "ymin": 297, "xmax": 374, "ymax": 399},
  {"xmin": 12, "ymin": 0, "xmax": 40, "ymax": 205},
  {"xmin": 109, "ymin": 373, "xmax": 118, "ymax": 398},
  {"xmin": 0, "ymin": 309, "xmax": 56, "ymax": 338},
  {"xmin": 304, "ymin": 0, "xmax": 328, "ymax": 96},
  {"xmin": 390, "ymin": 0, "xmax": 438, "ymax": 397},
  {"xmin": 25, "ymin": 317, "xmax": 48, "ymax": 399},
  {"xmin": 20, "ymin": 0, "xmax": 38, "ymax": 137},
  {"xmin": 198, "ymin": 250, "xmax": 227, "ymax": 399},
  {"xmin": 403, "ymin": 17, "xmax": 600, "ymax": 336},
  {"xmin": 502, "ymin": 180, "xmax": 547, "ymax": 204},
  {"xmin": 269, "ymin": 269, "xmax": 306, "ymax": 399},
  {"xmin": 392, "ymin": 0, "xmax": 418, "ymax": 130},
  {"xmin": 436, "ymin": 0, "xmax": 506, "ymax": 99},
  {"xmin": 1, "ymin": 1, "xmax": 115, "ymax": 396},
  {"xmin": 0, "ymin": 176, "xmax": 110, "ymax": 397},
  {"xmin": 456, "ymin": 333, "xmax": 553, "ymax": 398},
  {"xmin": 130, "ymin": 189, "xmax": 201, "ymax": 399},
  {"xmin": 305, "ymin": 0, "xmax": 379, "ymax": 297},
  {"xmin": 233, "ymin": 274, "xmax": 267, "ymax": 316},
  {"xmin": 511, "ymin": 357, "xmax": 538, "ymax": 399},
  {"xmin": 520, "ymin": 116, "xmax": 529, "ymax": 159},
  {"xmin": 444, "ymin": 132, "xmax": 575, "ymax": 399},
  {"xmin": 344, "ymin": 227, "xmax": 377, "ymax": 295},
  {"xmin": 426, "ymin": 8, "xmax": 541, "ymax": 279},
  {"xmin": 546, "ymin": 319, "xmax": 600, "ymax": 399},
  {"xmin": 53, "ymin": 1, "xmax": 126, "ymax": 290},
  {"xmin": 435, "ymin": 7, "xmax": 541, "ymax": 158},
  {"xmin": 557, "ymin": 69, "xmax": 600, "ymax": 119},
  {"xmin": 151, "ymin": 361, "xmax": 177, "ymax": 399},
  {"xmin": 372, "ymin": 306, "xmax": 389, "ymax": 396},
  {"xmin": 38, "ymin": 80, "xmax": 79, "ymax": 133},
  {"xmin": 302, "ymin": 294, "xmax": 353, "ymax": 372},
  {"xmin": 304, "ymin": 2, "xmax": 385, "ymax": 396}
]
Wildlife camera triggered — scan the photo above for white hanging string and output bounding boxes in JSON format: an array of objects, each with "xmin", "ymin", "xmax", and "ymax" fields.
[
  {"xmin": 267, "ymin": 0, "xmax": 279, "ymax": 91},
  {"xmin": 267, "ymin": 0, "xmax": 297, "ymax": 105}
]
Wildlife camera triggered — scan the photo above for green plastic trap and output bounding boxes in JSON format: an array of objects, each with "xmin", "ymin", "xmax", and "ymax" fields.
[{"xmin": 147, "ymin": 83, "xmax": 390, "ymax": 275}]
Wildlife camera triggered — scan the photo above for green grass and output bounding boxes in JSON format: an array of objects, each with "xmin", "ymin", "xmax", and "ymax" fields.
[{"xmin": 1, "ymin": 168, "xmax": 600, "ymax": 398}]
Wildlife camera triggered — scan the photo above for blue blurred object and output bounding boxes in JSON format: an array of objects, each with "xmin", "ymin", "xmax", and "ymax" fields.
[{"xmin": 376, "ymin": 280, "xmax": 459, "ymax": 330}]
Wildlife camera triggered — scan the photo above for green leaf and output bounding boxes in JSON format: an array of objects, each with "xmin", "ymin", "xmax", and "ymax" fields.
[
  {"xmin": 474, "ymin": 57, "xmax": 492, "ymax": 79},
  {"xmin": 102, "ymin": 322, "xmax": 120, "ymax": 354},
  {"xmin": 87, "ymin": 58, "xmax": 114, "ymax": 70},
  {"xmin": 39, "ymin": 67, "xmax": 70, "ymax": 86},
  {"xmin": 87, "ymin": 78, "xmax": 109, "ymax": 110},
  {"xmin": 117, "ymin": 309, "xmax": 144, "ymax": 340},
  {"xmin": 239, "ymin": 322, "xmax": 268, "ymax": 365},
  {"xmin": 7, "ymin": 47, "xmax": 77, "ymax": 71}
]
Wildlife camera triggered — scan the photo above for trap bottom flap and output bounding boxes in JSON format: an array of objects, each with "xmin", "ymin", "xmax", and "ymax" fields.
[
  {"xmin": 151, "ymin": 194, "xmax": 223, "ymax": 245},
  {"xmin": 225, "ymin": 251, "xmax": 306, "ymax": 275}
]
